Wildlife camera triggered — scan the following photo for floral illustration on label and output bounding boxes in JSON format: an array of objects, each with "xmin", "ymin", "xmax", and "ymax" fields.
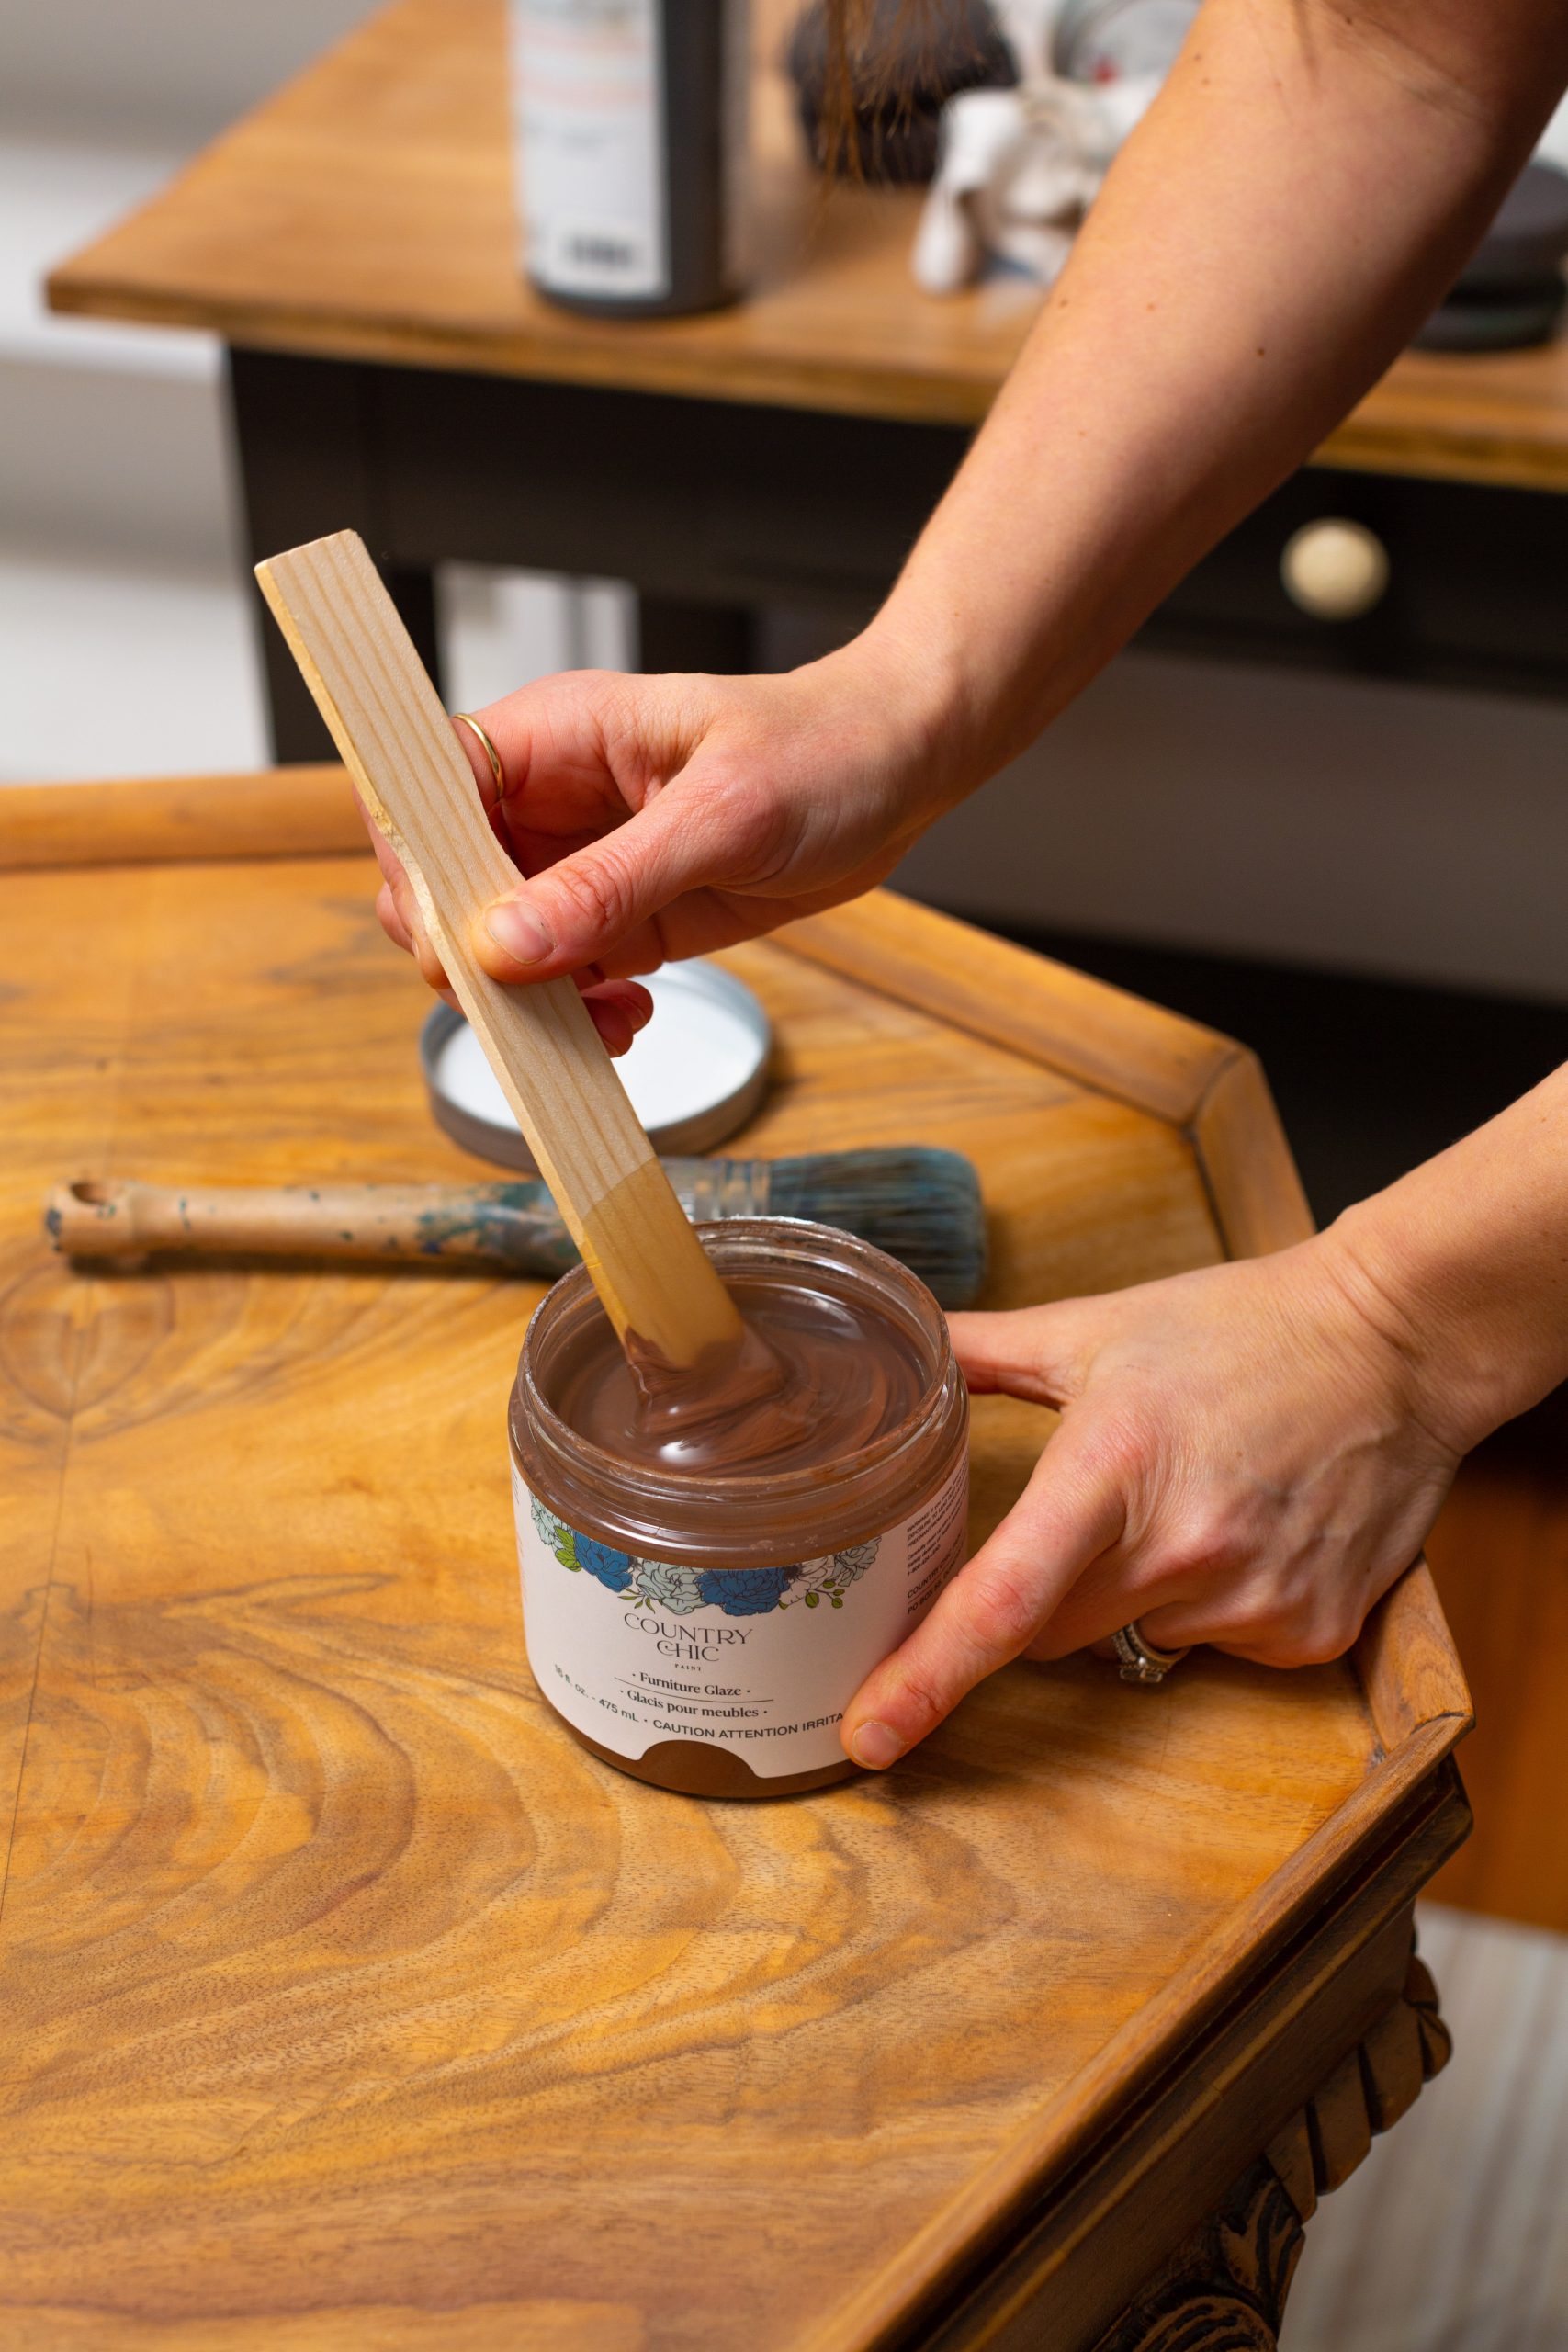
[{"xmin": 527, "ymin": 1489, "xmax": 878, "ymax": 1618}]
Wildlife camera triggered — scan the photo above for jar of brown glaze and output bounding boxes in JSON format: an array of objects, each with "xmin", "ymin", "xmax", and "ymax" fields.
[{"xmin": 508, "ymin": 1218, "xmax": 969, "ymax": 1798}]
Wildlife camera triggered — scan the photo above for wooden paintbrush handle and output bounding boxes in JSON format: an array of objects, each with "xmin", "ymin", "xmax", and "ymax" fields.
[
  {"xmin": 44, "ymin": 1179, "xmax": 581, "ymax": 1272},
  {"xmin": 254, "ymin": 530, "xmax": 741, "ymax": 1366},
  {"xmin": 43, "ymin": 1169, "xmax": 770, "ymax": 1270}
]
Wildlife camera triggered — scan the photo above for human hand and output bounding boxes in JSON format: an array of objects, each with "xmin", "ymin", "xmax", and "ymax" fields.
[
  {"xmin": 369, "ymin": 775, "xmax": 655, "ymax": 1057},
  {"xmin": 840, "ymin": 1228, "xmax": 1466, "ymax": 1769},
  {"xmin": 370, "ymin": 631, "xmax": 957, "ymax": 1031}
]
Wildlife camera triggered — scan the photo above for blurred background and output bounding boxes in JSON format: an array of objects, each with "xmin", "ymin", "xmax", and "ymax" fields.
[{"xmin": 6, "ymin": 5, "xmax": 1568, "ymax": 2330}]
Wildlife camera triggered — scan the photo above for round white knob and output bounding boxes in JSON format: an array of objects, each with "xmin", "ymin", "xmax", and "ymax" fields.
[{"xmin": 1280, "ymin": 519, "xmax": 1390, "ymax": 621}]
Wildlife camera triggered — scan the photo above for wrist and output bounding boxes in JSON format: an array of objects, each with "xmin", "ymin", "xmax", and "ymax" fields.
[
  {"xmin": 843, "ymin": 594, "xmax": 997, "ymax": 814},
  {"xmin": 1315, "ymin": 1201, "xmax": 1516, "ymax": 1460}
]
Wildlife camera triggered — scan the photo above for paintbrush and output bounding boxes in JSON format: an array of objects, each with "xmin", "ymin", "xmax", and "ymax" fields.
[{"xmin": 46, "ymin": 1148, "xmax": 987, "ymax": 1308}]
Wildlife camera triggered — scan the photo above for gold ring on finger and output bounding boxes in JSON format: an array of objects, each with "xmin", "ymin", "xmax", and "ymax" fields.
[{"xmin": 453, "ymin": 711, "xmax": 506, "ymax": 797}]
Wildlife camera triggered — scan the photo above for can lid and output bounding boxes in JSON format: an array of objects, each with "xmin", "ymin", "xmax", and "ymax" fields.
[{"xmin": 421, "ymin": 958, "xmax": 773, "ymax": 1171}]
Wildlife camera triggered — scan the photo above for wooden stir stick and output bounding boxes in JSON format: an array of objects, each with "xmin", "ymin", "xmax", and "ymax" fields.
[{"xmin": 254, "ymin": 529, "xmax": 743, "ymax": 1369}]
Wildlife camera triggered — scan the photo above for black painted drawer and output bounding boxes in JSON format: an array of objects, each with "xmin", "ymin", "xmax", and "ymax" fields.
[{"xmin": 1143, "ymin": 471, "xmax": 1568, "ymax": 699}]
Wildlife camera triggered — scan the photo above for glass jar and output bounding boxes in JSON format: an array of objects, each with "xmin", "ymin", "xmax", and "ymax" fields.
[{"xmin": 508, "ymin": 1218, "xmax": 969, "ymax": 1798}]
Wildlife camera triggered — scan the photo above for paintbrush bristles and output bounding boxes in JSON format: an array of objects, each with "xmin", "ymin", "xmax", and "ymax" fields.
[
  {"xmin": 673, "ymin": 1148, "xmax": 986, "ymax": 1306},
  {"xmin": 759, "ymin": 1148, "xmax": 987, "ymax": 1308}
]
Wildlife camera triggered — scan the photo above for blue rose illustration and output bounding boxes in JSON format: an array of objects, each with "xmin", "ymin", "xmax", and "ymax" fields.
[
  {"xmin": 575, "ymin": 1536, "xmax": 635, "ymax": 1593},
  {"xmin": 697, "ymin": 1566, "xmax": 793, "ymax": 1616},
  {"xmin": 637, "ymin": 1559, "xmax": 704, "ymax": 1614},
  {"xmin": 527, "ymin": 1490, "xmax": 559, "ymax": 1546}
]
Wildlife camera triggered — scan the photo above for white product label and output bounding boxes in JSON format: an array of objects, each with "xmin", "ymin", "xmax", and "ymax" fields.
[
  {"xmin": 513, "ymin": 1452, "xmax": 968, "ymax": 1780},
  {"xmin": 511, "ymin": 0, "xmax": 669, "ymax": 300}
]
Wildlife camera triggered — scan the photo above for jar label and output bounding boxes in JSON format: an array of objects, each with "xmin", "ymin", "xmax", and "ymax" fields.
[{"xmin": 512, "ymin": 1451, "xmax": 968, "ymax": 1780}]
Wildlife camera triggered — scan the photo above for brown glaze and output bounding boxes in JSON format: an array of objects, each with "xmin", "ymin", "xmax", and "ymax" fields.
[{"xmin": 554, "ymin": 1272, "xmax": 931, "ymax": 1475}]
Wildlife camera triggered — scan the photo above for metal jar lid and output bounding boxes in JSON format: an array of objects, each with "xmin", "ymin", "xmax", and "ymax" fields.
[{"xmin": 421, "ymin": 957, "xmax": 773, "ymax": 1172}]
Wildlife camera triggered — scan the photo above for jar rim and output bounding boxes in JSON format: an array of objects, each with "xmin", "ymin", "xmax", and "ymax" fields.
[{"xmin": 514, "ymin": 1216, "xmax": 955, "ymax": 1512}]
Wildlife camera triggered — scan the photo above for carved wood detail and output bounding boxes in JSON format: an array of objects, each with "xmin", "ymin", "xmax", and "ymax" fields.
[{"xmin": 1094, "ymin": 1938, "xmax": 1450, "ymax": 2352}]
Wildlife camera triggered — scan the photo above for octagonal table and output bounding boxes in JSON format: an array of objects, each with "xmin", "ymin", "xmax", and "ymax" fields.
[{"xmin": 0, "ymin": 770, "xmax": 1469, "ymax": 2350}]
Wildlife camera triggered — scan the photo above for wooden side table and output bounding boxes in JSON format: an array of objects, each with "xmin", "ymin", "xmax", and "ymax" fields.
[
  {"xmin": 0, "ymin": 771, "xmax": 1469, "ymax": 2349},
  {"xmin": 44, "ymin": 0, "xmax": 1568, "ymax": 758}
]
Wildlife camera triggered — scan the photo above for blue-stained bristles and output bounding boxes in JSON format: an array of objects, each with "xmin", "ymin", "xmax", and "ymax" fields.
[{"xmin": 761, "ymin": 1147, "xmax": 986, "ymax": 1308}]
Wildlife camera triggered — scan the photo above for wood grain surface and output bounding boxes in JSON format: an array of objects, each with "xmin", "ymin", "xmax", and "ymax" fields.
[
  {"xmin": 43, "ymin": 0, "xmax": 1568, "ymax": 490},
  {"xmin": 0, "ymin": 781, "xmax": 1466, "ymax": 2349}
]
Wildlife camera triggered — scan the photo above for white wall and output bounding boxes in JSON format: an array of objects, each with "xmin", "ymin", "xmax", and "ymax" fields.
[
  {"xmin": 0, "ymin": 0, "xmax": 387, "ymax": 784},
  {"xmin": 0, "ymin": 0, "xmax": 378, "ymax": 142}
]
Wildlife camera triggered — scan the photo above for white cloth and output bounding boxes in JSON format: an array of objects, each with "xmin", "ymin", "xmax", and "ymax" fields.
[{"xmin": 913, "ymin": 74, "xmax": 1159, "ymax": 295}]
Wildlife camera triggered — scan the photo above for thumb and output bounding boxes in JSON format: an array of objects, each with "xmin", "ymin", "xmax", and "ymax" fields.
[
  {"xmin": 840, "ymin": 1429, "xmax": 1125, "ymax": 1770},
  {"xmin": 475, "ymin": 767, "xmax": 739, "ymax": 984}
]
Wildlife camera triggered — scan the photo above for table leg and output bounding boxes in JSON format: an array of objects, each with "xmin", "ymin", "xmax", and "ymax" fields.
[
  {"xmin": 252, "ymin": 557, "xmax": 443, "ymax": 763},
  {"xmin": 227, "ymin": 349, "xmax": 445, "ymax": 762},
  {"xmin": 381, "ymin": 563, "xmax": 443, "ymax": 697},
  {"xmin": 1093, "ymin": 1940, "xmax": 1450, "ymax": 2351}
]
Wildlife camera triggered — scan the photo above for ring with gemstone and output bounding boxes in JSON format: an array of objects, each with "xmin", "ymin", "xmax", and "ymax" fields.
[{"xmin": 1111, "ymin": 1621, "xmax": 1190, "ymax": 1686}]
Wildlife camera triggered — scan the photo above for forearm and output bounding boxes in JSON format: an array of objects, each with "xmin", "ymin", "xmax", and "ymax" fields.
[
  {"xmin": 1324, "ymin": 1063, "xmax": 1568, "ymax": 1455},
  {"xmin": 865, "ymin": 0, "xmax": 1567, "ymax": 791}
]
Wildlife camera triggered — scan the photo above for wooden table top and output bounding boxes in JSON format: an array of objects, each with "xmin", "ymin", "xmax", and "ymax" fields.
[
  {"xmin": 0, "ymin": 771, "xmax": 1468, "ymax": 2350},
  {"xmin": 44, "ymin": 0, "xmax": 1568, "ymax": 492}
]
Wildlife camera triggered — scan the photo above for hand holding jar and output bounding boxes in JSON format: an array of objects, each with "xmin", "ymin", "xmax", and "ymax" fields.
[{"xmin": 839, "ymin": 1071, "xmax": 1568, "ymax": 1763}]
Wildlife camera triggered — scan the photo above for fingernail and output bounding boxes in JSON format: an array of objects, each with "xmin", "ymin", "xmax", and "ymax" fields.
[
  {"xmin": 484, "ymin": 897, "xmax": 552, "ymax": 967},
  {"xmin": 850, "ymin": 1721, "xmax": 904, "ymax": 1770}
]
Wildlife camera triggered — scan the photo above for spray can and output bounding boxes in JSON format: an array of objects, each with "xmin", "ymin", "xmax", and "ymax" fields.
[{"xmin": 510, "ymin": 0, "xmax": 750, "ymax": 318}]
